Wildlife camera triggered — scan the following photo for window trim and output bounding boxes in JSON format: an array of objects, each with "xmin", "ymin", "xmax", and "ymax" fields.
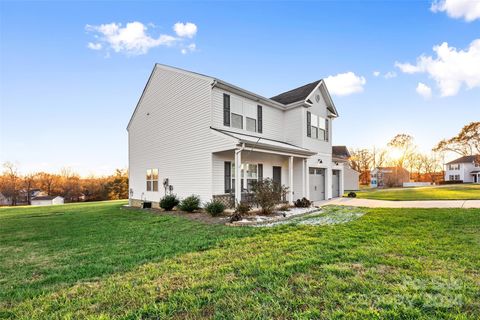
[{"xmin": 146, "ymin": 168, "xmax": 159, "ymax": 192}]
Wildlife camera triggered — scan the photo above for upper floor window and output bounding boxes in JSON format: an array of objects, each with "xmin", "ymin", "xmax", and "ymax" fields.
[
  {"xmin": 307, "ymin": 111, "xmax": 328, "ymax": 141},
  {"xmin": 223, "ymin": 93, "xmax": 262, "ymax": 133},
  {"xmin": 146, "ymin": 169, "xmax": 159, "ymax": 191},
  {"xmin": 448, "ymin": 164, "xmax": 460, "ymax": 170}
]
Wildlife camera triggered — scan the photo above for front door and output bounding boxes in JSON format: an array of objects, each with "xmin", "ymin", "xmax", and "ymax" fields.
[
  {"xmin": 332, "ymin": 170, "xmax": 340, "ymax": 197},
  {"xmin": 273, "ymin": 166, "xmax": 282, "ymax": 186},
  {"xmin": 309, "ymin": 168, "xmax": 325, "ymax": 201}
]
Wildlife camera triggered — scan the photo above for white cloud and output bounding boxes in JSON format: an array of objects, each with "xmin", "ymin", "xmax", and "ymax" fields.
[
  {"xmin": 416, "ymin": 82, "xmax": 432, "ymax": 99},
  {"xmin": 384, "ymin": 71, "xmax": 397, "ymax": 79},
  {"xmin": 87, "ymin": 42, "xmax": 102, "ymax": 50},
  {"xmin": 373, "ymin": 71, "xmax": 380, "ymax": 77},
  {"xmin": 173, "ymin": 22, "xmax": 197, "ymax": 38},
  {"xmin": 86, "ymin": 21, "xmax": 198, "ymax": 56},
  {"xmin": 431, "ymin": 0, "xmax": 480, "ymax": 22},
  {"xmin": 181, "ymin": 43, "xmax": 196, "ymax": 55},
  {"xmin": 324, "ymin": 72, "xmax": 366, "ymax": 96},
  {"xmin": 395, "ymin": 39, "xmax": 480, "ymax": 96}
]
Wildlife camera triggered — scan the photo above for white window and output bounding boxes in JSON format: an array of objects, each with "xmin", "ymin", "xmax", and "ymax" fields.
[
  {"xmin": 231, "ymin": 163, "xmax": 258, "ymax": 192},
  {"xmin": 231, "ymin": 113, "xmax": 243, "ymax": 129},
  {"xmin": 246, "ymin": 117, "xmax": 256, "ymax": 132},
  {"xmin": 146, "ymin": 169, "xmax": 159, "ymax": 191},
  {"xmin": 229, "ymin": 96, "xmax": 259, "ymax": 133},
  {"xmin": 455, "ymin": 174, "xmax": 460, "ymax": 180},
  {"xmin": 448, "ymin": 164, "xmax": 460, "ymax": 170},
  {"xmin": 309, "ymin": 113, "xmax": 327, "ymax": 141}
]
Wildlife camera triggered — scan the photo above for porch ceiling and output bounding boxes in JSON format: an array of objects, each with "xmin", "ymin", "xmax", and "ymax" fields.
[{"xmin": 211, "ymin": 127, "xmax": 316, "ymax": 157}]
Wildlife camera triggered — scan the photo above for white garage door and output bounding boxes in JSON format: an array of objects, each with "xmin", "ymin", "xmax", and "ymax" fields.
[{"xmin": 309, "ymin": 168, "xmax": 325, "ymax": 201}]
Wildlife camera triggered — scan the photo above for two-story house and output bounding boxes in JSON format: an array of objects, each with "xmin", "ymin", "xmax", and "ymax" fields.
[
  {"xmin": 127, "ymin": 64, "xmax": 344, "ymax": 208},
  {"xmin": 445, "ymin": 155, "xmax": 480, "ymax": 183}
]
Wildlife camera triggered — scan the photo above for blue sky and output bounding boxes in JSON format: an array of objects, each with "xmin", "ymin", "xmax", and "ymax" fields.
[{"xmin": 1, "ymin": 1, "xmax": 479, "ymax": 176}]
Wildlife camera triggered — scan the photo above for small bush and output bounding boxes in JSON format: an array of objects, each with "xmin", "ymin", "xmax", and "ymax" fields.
[
  {"xmin": 159, "ymin": 194, "xmax": 179, "ymax": 211},
  {"xmin": 439, "ymin": 180, "xmax": 464, "ymax": 185},
  {"xmin": 251, "ymin": 178, "xmax": 289, "ymax": 215},
  {"xmin": 294, "ymin": 197, "xmax": 311, "ymax": 208},
  {"xmin": 178, "ymin": 195, "xmax": 201, "ymax": 212},
  {"xmin": 230, "ymin": 202, "xmax": 250, "ymax": 223},
  {"xmin": 278, "ymin": 203, "xmax": 291, "ymax": 211},
  {"xmin": 204, "ymin": 200, "xmax": 225, "ymax": 216},
  {"xmin": 347, "ymin": 192, "xmax": 357, "ymax": 198}
]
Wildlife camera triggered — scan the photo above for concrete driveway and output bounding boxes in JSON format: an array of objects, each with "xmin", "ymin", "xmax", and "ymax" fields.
[{"xmin": 316, "ymin": 197, "xmax": 480, "ymax": 208}]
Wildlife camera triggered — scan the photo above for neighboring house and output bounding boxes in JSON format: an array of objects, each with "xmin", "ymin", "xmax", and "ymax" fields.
[
  {"xmin": 370, "ymin": 167, "xmax": 410, "ymax": 188},
  {"xmin": 128, "ymin": 64, "xmax": 344, "ymax": 208},
  {"xmin": 444, "ymin": 155, "xmax": 480, "ymax": 183},
  {"xmin": 332, "ymin": 146, "xmax": 359, "ymax": 191},
  {"xmin": 0, "ymin": 192, "xmax": 11, "ymax": 206},
  {"xmin": 31, "ymin": 196, "xmax": 64, "ymax": 206}
]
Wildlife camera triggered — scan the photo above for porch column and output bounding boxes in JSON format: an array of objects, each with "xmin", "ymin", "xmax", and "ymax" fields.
[
  {"xmin": 234, "ymin": 149, "xmax": 242, "ymax": 205},
  {"xmin": 288, "ymin": 156, "xmax": 294, "ymax": 204},
  {"xmin": 305, "ymin": 159, "xmax": 310, "ymax": 200},
  {"xmin": 301, "ymin": 158, "xmax": 306, "ymax": 198}
]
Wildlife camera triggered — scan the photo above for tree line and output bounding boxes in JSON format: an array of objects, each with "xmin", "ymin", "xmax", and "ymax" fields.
[
  {"xmin": 349, "ymin": 121, "xmax": 479, "ymax": 185},
  {"xmin": 0, "ymin": 163, "xmax": 128, "ymax": 206}
]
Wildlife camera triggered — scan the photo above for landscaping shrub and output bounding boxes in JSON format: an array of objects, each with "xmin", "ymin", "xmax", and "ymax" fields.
[
  {"xmin": 278, "ymin": 203, "xmax": 291, "ymax": 211},
  {"xmin": 159, "ymin": 194, "xmax": 180, "ymax": 211},
  {"xmin": 348, "ymin": 192, "xmax": 357, "ymax": 198},
  {"xmin": 251, "ymin": 178, "xmax": 289, "ymax": 215},
  {"xmin": 439, "ymin": 180, "xmax": 464, "ymax": 185},
  {"xmin": 204, "ymin": 200, "xmax": 225, "ymax": 216},
  {"xmin": 294, "ymin": 197, "xmax": 312, "ymax": 208},
  {"xmin": 178, "ymin": 195, "xmax": 201, "ymax": 212},
  {"xmin": 230, "ymin": 201, "xmax": 251, "ymax": 223}
]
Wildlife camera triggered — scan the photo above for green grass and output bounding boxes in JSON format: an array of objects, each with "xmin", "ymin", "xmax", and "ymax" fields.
[
  {"xmin": 1, "ymin": 201, "xmax": 479, "ymax": 319},
  {"xmin": 353, "ymin": 184, "xmax": 480, "ymax": 201}
]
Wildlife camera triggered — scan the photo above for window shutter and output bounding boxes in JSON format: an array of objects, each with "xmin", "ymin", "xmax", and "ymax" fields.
[
  {"xmin": 325, "ymin": 118, "xmax": 329, "ymax": 141},
  {"xmin": 224, "ymin": 161, "xmax": 231, "ymax": 193},
  {"xmin": 306, "ymin": 111, "xmax": 311, "ymax": 137},
  {"xmin": 257, "ymin": 105, "xmax": 263, "ymax": 133},
  {"xmin": 223, "ymin": 94, "xmax": 230, "ymax": 126},
  {"xmin": 258, "ymin": 163, "xmax": 263, "ymax": 181}
]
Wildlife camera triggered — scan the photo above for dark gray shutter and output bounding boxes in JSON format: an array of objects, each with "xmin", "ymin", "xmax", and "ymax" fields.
[
  {"xmin": 258, "ymin": 163, "xmax": 263, "ymax": 181},
  {"xmin": 307, "ymin": 111, "xmax": 311, "ymax": 137},
  {"xmin": 325, "ymin": 118, "xmax": 329, "ymax": 141},
  {"xmin": 223, "ymin": 94, "xmax": 230, "ymax": 126},
  {"xmin": 224, "ymin": 161, "xmax": 231, "ymax": 193},
  {"xmin": 257, "ymin": 105, "xmax": 263, "ymax": 133}
]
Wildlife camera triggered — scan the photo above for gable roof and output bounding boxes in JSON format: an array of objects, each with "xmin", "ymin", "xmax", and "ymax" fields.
[
  {"xmin": 332, "ymin": 146, "xmax": 351, "ymax": 159},
  {"xmin": 270, "ymin": 80, "xmax": 321, "ymax": 105},
  {"xmin": 128, "ymin": 64, "xmax": 340, "ymax": 130},
  {"xmin": 446, "ymin": 155, "xmax": 480, "ymax": 165}
]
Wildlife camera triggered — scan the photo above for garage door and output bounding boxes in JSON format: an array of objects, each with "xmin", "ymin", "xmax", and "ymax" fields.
[
  {"xmin": 332, "ymin": 170, "xmax": 340, "ymax": 198},
  {"xmin": 309, "ymin": 168, "xmax": 325, "ymax": 201}
]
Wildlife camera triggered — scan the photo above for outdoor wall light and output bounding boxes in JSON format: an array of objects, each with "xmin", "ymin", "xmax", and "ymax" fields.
[{"xmin": 318, "ymin": 159, "xmax": 323, "ymax": 164}]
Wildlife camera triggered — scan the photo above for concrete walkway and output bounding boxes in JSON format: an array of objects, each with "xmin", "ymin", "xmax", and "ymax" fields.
[{"xmin": 315, "ymin": 197, "xmax": 480, "ymax": 208}]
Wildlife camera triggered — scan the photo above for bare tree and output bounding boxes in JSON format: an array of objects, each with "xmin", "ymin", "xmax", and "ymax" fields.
[
  {"xmin": 388, "ymin": 134, "xmax": 416, "ymax": 169},
  {"xmin": 350, "ymin": 149, "xmax": 374, "ymax": 185},
  {"xmin": 433, "ymin": 122, "xmax": 480, "ymax": 156},
  {"xmin": 23, "ymin": 173, "xmax": 37, "ymax": 205},
  {"xmin": 0, "ymin": 162, "xmax": 20, "ymax": 205}
]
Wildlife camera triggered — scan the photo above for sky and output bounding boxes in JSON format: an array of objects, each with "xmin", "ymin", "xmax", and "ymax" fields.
[{"xmin": 0, "ymin": 0, "xmax": 479, "ymax": 176}]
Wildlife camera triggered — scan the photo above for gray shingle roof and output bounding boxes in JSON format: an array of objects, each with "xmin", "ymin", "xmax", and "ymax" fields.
[
  {"xmin": 270, "ymin": 80, "xmax": 321, "ymax": 105},
  {"xmin": 446, "ymin": 155, "xmax": 480, "ymax": 165},
  {"xmin": 332, "ymin": 146, "xmax": 351, "ymax": 159}
]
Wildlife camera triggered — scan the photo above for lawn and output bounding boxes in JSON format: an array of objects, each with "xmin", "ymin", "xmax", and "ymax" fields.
[
  {"xmin": 1, "ymin": 201, "xmax": 479, "ymax": 319},
  {"xmin": 353, "ymin": 184, "xmax": 480, "ymax": 201}
]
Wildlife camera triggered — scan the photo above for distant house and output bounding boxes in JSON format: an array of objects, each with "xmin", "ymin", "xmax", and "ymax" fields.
[
  {"xmin": 31, "ymin": 196, "xmax": 64, "ymax": 206},
  {"xmin": 445, "ymin": 155, "xmax": 480, "ymax": 183},
  {"xmin": 0, "ymin": 192, "xmax": 11, "ymax": 206},
  {"xmin": 370, "ymin": 167, "xmax": 410, "ymax": 188},
  {"xmin": 332, "ymin": 146, "xmax": 359, "ymax": 191}
]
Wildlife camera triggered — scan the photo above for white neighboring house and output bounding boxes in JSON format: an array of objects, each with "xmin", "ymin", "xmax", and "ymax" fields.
[
  {"xmin": 445, "ymin": 155, "xmax": 480, "ymax": 183},
  {"xmin": 332, "ymin": 146, "xmax": 359, "ymax": 191},
  {"xmin": 31, "ymin": 196, "xmax": 64, "ymax": 206},
  {"xmin": 127, "ymin": 64, "xmax": 345, "ymax": 208}
]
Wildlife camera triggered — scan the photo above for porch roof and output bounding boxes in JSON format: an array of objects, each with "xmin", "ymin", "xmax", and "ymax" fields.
[
  {"xmin": 211, "ymin": 128, "xmax": 317, "ymax": 157},
  {"xmin": 470, "ymin": 170, "xmax": 480, "ymax": 174}
]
